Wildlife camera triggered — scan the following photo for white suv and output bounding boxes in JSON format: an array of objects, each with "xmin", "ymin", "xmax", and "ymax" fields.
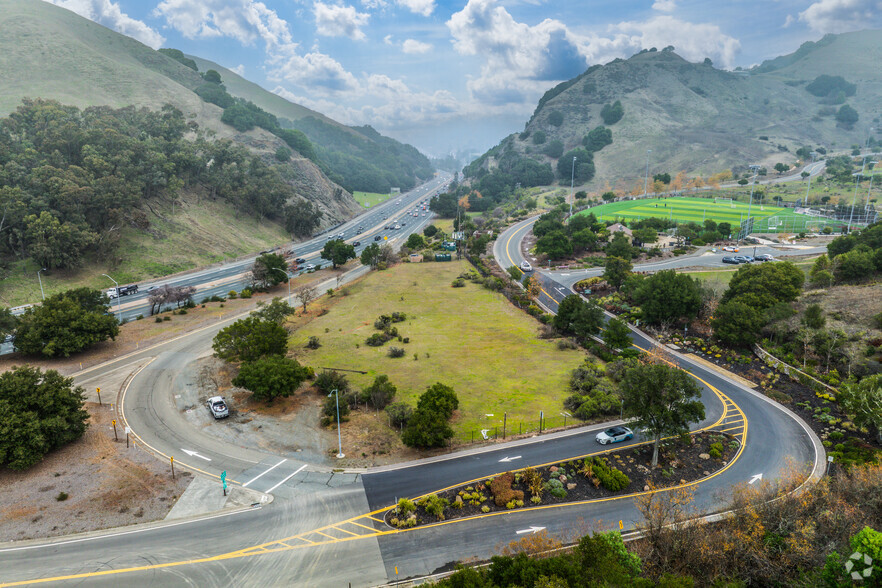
[{"xmin": 206, "ymin": 396, "xmax": 229, "ymax": 419}]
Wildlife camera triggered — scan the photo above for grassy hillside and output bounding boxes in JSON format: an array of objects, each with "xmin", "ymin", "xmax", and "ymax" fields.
[{"xmin": 467, "ymin": 31, "xmax": 882, "ymax": 192}]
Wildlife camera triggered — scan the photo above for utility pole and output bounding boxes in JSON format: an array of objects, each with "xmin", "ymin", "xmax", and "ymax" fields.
[
  {"xmin": 746, "ymin": 164, "xmax": 761, "ymax": 240},
  {"xmin": 319, "ymin": 367, "xmax": 368, "ymax": 459},
  {"xmin": 848, "ymin": 156, "xmax": 869, "ymax": 233},
  {"xmin": 643, "ymin": 149, "xmax": 652, "ymax": 197},
  {"xmin": 37, "ymin": 268, "xmax": 47, "ymax": 300},
  {"xmin": 102, "ymin": 274, "xmax": 122, "ymax": 322},
  {"xmin": 570, "ymin": 156, "xmax": 576, "ymax": 220}
]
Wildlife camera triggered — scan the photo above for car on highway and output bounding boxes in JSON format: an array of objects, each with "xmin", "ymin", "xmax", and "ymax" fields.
[
  {"xmin": 723, "ymin": 246, "xmax": 739, "ymax": 252},
  {"xmin": 206, "ymin": 396, "xmax": 229, "ymax": 419},
  {"xmin": 722, "ymin": 256, "xmax": 740, "ymax": 264},
  {"xmin": 353, "ymin": 241, "xmax": 361, "ymax": 247},
  {"xmin": 595, "ymin": 426, "xmax": 634, "ymax": 445},
  {"xmin": 304, "ymin": 264, "xmax": 316, "ymax": 271},
  {"xmin": 374, "ymin": 235, "xmax": 383, "ymax": 241},
  {"xmin": 357, "ymin": 226, "xmax": 364, "ymax": 232},
  {"xmin": 295, "ymin": 257, "xmax": 306, "ymax": 264},
  {"xmin": 520, "ymin": 260, "xmax": 533, "ymax": 272}
]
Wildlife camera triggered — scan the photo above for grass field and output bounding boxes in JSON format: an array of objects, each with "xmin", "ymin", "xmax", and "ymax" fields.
[
  {"xmin": 289, "ymin": 260, "xmax": 583, "ymax": 436},
  {"xmin": 352, "ymin": 191, "xmax": 392, "ymax": 208},
  {"xmin": 682, "ymin": 258, "xmax": 817, "ymax": 291},
  {"xmin": 580, "ymin": 196, "xmax": 839, "ymax": 232}
]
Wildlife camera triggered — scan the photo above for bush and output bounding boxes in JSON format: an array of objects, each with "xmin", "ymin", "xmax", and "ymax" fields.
[
  {"xmin": 386, "ymin": 402, "xmax": 413, "ymax": 429},
  {"xmin": 365, "ymin": 333, "xmax": 390, "ymax": 347},
  {"xmin": 396, "ymin": 497, "xmax": 415, "ymax": 517},
  {"xmin": 490, "ymin": 472, "xmax": 525, "ymax": 507},
  {"xmin": 388, "ymin": 346, "xmax": 406, "ymax": 358},
  {"xmin": 591, "ymin": 457, "xmax": 631, "ymax": 491},
  {"xmin": 306, "ymin": 336, "xmax": 321, "ymax": 349},
  {"xmin": 709, "ymin": 442, "xmax": 724, "ymax": 459},
  {"xmin": 452, "ymin": 278, "xmax": 466, "ymax": 287},
  {"xmin": 419, "ymin": 494, "xmax": 449, "ymax": 520},
  {"xmin": 56, "ymin": 492, "xmax": 69, "ymax": 501}
]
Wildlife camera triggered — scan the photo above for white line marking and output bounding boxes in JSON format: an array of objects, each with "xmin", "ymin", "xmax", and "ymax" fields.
[
  {"xmin": 243, "ymin": 459, "xmax": 287, "ymax": 487},
  {"xmin": 0, "ymin": 508, "xmax": 258, "ymax": 553},
  {"xmin": 265, "ymin": 464, "xmax": 307, "ymax": 493}
]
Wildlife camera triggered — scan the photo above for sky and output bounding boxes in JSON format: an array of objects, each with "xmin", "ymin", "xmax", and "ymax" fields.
[{"xmin": 44, "ymin": 0, "xmax": 882, "ymax": 156}]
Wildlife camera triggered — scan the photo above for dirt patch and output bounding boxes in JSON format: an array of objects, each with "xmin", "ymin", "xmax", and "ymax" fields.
[
  {"xmin": 0, "ymin": 403, "xmax": 192, "ymax": 542},
  {"xmin": 386, "ymin": 431, "xmax": 739, "ymax": 528}
]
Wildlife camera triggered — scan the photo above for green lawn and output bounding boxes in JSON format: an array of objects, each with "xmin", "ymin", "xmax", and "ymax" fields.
[
  {"xmin": 353, "ymin": 191, "xmax": 392, "ymax": 208},
  {"xmin": 290, "ymin": 260, "xmax": 583, "ymax": 436},
  {"xmin": 682, "ymin": 259, "xmax": 817, "ymax": 290}
]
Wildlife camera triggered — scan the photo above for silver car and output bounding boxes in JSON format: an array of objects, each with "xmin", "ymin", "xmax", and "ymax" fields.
[{"xmin": 206, "ymin": 396, "xmax": 229, "ymax": 419}]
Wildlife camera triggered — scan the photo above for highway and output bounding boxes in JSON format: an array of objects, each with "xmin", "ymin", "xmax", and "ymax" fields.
[{"xmin": 0, "ymin": 180, "xmax": 825, "ymax": 587}]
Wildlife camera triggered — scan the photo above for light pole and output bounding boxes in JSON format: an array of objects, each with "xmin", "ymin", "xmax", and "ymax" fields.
[
  {"xmin": 37, "ymin": 268, "xmax": 47, "ymax": 300},
  {"xmin": 102, "ymin": 273, "xmax": 122, "ymax": 321},
  {"xmin": 570, "ymin": 156, "xmax": 576, "ymax": 219},
  {"xmin": 746, "ymin": 164, "xmax": 761, "ymax": 239},
  {"xmin": 643, "ymin": 149, "xmax": 652, "ymax": 197},
  {"xmin": 848, "ymin": 156, "xmax": 869, "ymax": 233},
  {"xmin": 270, "ymin": 267, "xmax": 291, "ymax": 299},
  {"xmin": 329, "ymin": 388, "xmax": 345, "ymax": 458},
  {"xmin": 865, "ymin": 161, "xmax": 879, "ymax": 215}
]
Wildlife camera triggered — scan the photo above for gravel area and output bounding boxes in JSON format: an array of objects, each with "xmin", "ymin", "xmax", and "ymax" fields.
[{"xmin": 0, "ymin": 402, "xmax": 192, "ymax": 542}]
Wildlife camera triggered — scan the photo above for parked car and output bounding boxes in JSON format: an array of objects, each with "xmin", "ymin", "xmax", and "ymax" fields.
[
  {"xmin": 723, "ymin": 246, "xmax": 739, "ymax": 252},
  {"xmin": 734, "ymin": 256, "xmax": 751, "ymax": 263},
  {"xmin": 742, "ymin": 255, "xmax": 755, "ymax": 263},
  {"xmin": 722, "ymin": 256, "xmax": 740, "ymax": 264},
  {"xmin": 595, "ymin": 426, "xmax": 634, "ymax": 445},
  {"xmin": 206, "ymin": 396, "xmax": 229, "ymax": 419},
  {"xmin": 755, "ymin": 254, "xmax": 774, "ymax": 262},
  {"xmin": 520, "ymin": 260, "xmax": 533, "ymax": 272}
]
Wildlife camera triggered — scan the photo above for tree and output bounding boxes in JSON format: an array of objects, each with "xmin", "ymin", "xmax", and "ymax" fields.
[
  {"xmin": 284, "ymin": 200, "xmax": 322, "ymax": 238},
  {"xmin": 405, "ymin": 233, "xmax": 425, "ymax": 250},
  {"xmin": 402, "ymin": 383, "xmax": 459, "ymax": 448},
  {"xmin": 621, "ymin": 363, "xmax": 705, "ymax": 467},
  {"xmin": 606, "ymin": 232, "xmax": 633, "ymax": 259},
  {"xmin": 833, "ymin": 248, "xmax": 875, "ymax": 283},
  {"xmin": 557, "ymin": 149, "xmax": 595, "ymax": 183},
  {"xmin": 251, "ymin": 253, "xmax": 289, "ymax": 290},
  {"xmin": 553, "ymin": 295, "xmax": 603, "ymax": 341},
  {"xmin": 363, "ymin": 375, "xmax": 397, "ymax": 410},
  {"xmin": 721, "ymin": 261, "xmax": 805, "ymax": 309},
  {"xmin": 0, "ymin": 307, "xmax": 19, "ymax": 340},
  {"xmin": 802, "ymin": 303, "xmax": 826, "ymax": 330},
  {"xmin": 600, "ymin": 101, "xmax": 624, "ymax": 125},
  {"xmin": 711, "ymin": 301, "xmax": 765, "ymax": 347},
  {"xmin": 536, "ymin": 230, "xmax": 572, "ymax": 260},
  {"xmin": 321, "ymin": 239, "xmax": 356, "ymax": 269},
  {"xmin": 602, "ymin": 191, "xmax": 616, "ymax": 202},
  {"xmin": 583, "ymin": 126, "xmax": 613, "ymax": 152},
  {"xmin": 632, "ymin": 227, "xmax": 658, "ymax": 245},
  {"xmin": 203, "ymin": 69, "xmax": 223, "ymax": 84},
  {"xmin": 429, "ymin": 192, "xmax": 458, "ymax": 217},
  {"xmin": 774, "ymin": 163, "xmax": 790, "ymax": 174},
  {"xmin": 603, "ymin": 318, "xmax": 632, "ymax": 351},
  {"xmin": 250, "ymin": 297, "xmax": 297, "ymax": 325},
  {"xmin": 0, "ymin": 366, "xmax": 89, "ymax": 470},
  {"xmin": 148, "ymin": 284, "xmax": 196, "ymax": 315},
  {"xmin": 633, "ymin": 270, "xmax": 702, "ymax": 325},
  {"xmin": 571, "ymin": 229, "xmax": 598, "ymax": 253},
  {"xmin": 14, "ymin": 289, "xmax": 119, "ymax": 357},
  {"xmin": 603, "ymin": 256, "xmax": 632, "ymax": 290},
  {"xmin": 294, "ymin": 284, "xmax": 317, "ymax": 314},
  {"xmin": 212, "ymin": 316, "xmax": 287, "ymax": 363},
  {"xmin": 360, "ymin": 243, "xmax": 381, "ymax": 268},
  {"xmin": 835, "ymin": 104, "xmax": 859, "ymax": 128},
  {"xmin": 548, "ymin": 111, "xmax": 564, "ymax": 126},
  {"xmin": 232, "ymin": 356, "xmax": 310, "ymax": 402},
  {"xmin": 839, "ymin": 375, "xmax": 882, "ymax": 443},
  {"xmin": 423, "ymin": 225, "xmax": 439, "ymax": 238}
]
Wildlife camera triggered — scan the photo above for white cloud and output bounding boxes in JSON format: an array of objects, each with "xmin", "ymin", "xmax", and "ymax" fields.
[
  {"xmin": 314, "ymin": 2, "xmax": 370, "ymax": 40},
  {"xmin": 230, "ymin": 64, "xmax": 246, "ymax": 75},
  {"xmin": 652, "ymin": 0, "xmax": 677, "ymax": 12},
  {"xmin": 396, "ymin": 0, "xmax": 434, "ymax": 17},
  {"xmin": 154, "ymin": 0, "xmax": 296, "ymax": 56},
  {"xmin": 271, "ymin": 51, "xmax": 360, "ymax": 92},
  {"xmin": 798, "ymin": 0, "xmax": 882, "ymax": 33},
  {"xmin": 783, "ymin": 14, "xmax": 795, "ymax": 28},
  {"xmin": 447, "ymin": 0, "xmax": 742, "ymax": 106},
  {"xmin": 383, "ymin": 34, "xmax": 394, "ymax": 44},
  {"xmin": 46, "ymin": 0, "xmax": 165, "ymax": 48},
  {"xmin": 402, "ymin": 39, "xmax": 432, "ymax": 54}
]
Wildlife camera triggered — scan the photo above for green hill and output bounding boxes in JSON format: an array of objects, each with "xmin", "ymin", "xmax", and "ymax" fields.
[{"xmin": 466, "ymin": 31, "xmax": 882, "ymax": 195}]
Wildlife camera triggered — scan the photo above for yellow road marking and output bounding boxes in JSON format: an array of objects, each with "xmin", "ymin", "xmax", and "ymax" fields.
[
  {"xmin": 330, "ymin": 526, "xmax": 362, "ymax": 537},
  {"xmin": 349, "ymin": 521, "xmax": 378, "ymax": 532}
]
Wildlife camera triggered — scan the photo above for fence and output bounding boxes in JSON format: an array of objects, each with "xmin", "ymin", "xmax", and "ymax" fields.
[
  {"xmin": 453, "ymin": 413, "xmax": 582, "ymax": 445},
  {"xmin": 752, "ymin": 344, "xmax": 839, "ymax": 396}
]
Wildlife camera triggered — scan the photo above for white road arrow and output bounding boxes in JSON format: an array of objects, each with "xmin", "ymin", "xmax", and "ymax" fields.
[
  {"xmin": 498, "ymin": 456, "xmax": 522, "ymax": 463},
  {"xmin": 749, "ymin": 473, "xmax": 763, "ymax": 484},
  {"xmin": 516, "ymin": 526, "xmax": 546, "ymax": 535},
  {"xmin": 182, "ymin": 449, "xmax": 211, "ymax": 461}
]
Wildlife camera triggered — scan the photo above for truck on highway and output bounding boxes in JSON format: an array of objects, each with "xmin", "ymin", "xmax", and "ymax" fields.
[{"xmin": 106, "ymin": 284, "xmax": 139, "ymax": 299}]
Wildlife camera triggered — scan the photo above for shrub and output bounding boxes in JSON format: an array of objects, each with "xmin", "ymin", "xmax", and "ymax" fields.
[
  {"xmin": 452, "ymin": 278, "xmax": 466, "ymax": 287},
  {"xmin": 481, "ymin": 505, "xmax": 490, "ymax": 513},
  {"xmin": 709, "ymin": 442, "xmax": 724, "ymax": 459},
  {"xmin": 240, "ymin": 289, "xmax": 252, "ymax": 299},
  {"xmin": 388, "ymin": 346, "xmax": 406, "ymax": 358},
  {"xmin": 306, "ymin": 336, "xmax": 321, "ymax": 349},
  {"xmin": 544, "ymin": 478, "xmax": 567, "ymax": 499},
  {"xmin": 396, "ymin": 497, "xmax": 416, "ymax": 517},
  {"xmin": 365, "ymin": 333, "xmax": 389, "ymax": 347},
  {"xmin": 419, "ymin": 494, "xmax": 449, "ymax": 520},
  {"xmin": 155, "ymin": 316, "xmax": 163, "ymax": 323},
  {"xmin": 490, "ymin": 472, "xmax": 525, "ymax": 507},
  {"xmin": 56, "ymin": 492, "xmax": 69, "ymax": 501},
  {"xmin": 591, "ymin": 457, "xmax": 631, "ymax": 491}
]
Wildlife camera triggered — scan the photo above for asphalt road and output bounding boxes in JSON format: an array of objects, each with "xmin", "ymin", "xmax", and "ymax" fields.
[{"xmin": 0, "ymin": 182, "xmax": 825, "ymax": 587}]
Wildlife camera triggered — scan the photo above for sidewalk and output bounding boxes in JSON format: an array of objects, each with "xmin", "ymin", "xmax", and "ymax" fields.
[{"xmin": 164, "ymin": 476, "xmax": 271, "ymax": 520}]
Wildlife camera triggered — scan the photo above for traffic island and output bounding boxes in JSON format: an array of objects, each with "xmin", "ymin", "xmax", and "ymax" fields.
[{"xmin": 384, "ymin": 431, "xmax": 739, "ymax": 529}]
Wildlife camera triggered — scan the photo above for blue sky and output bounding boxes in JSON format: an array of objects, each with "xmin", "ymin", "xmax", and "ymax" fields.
[{"xmin": 46, "ymin": 0, "xmax": 882, "ymax": 155}]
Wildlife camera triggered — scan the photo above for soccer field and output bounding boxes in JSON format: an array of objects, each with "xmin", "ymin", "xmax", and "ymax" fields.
[{"xmin": 579, "ymin": 196, "xmax": 837, "ymax": 232}]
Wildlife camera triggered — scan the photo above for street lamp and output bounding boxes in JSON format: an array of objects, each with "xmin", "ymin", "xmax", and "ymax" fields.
[
  {"xmin": 804, "ymin": 151, "xmax": 818, "ymax": 204},
  {"xmin": 270, "ymin": 267, "xmax": 291, "ymax": 299},
  {"xmin": 37, "ymin": 268, "xmax": 47, "ymax": 300},
  {"xmin": 329, "ymin": 388, "xmax": 345, "ymax": 458},
  {"xmin": 643, "ymin": 149, "xmax": 652, "ymax": 197},
  {"xmin": 848, "ymin": 156, "xmax": 870, "ymax": 233},
  {"xmin": 102, "ymin": 273, "xmax": 122, "ymax": 321},
  {"xmin": 569, "ymin": 156, "xmax": 577, "ymax": 220},
  {"xmin": 746, "ymin": 164, "xmax": 761, "ymax": 239},
  {"xmin": 864, "ymin": 161, "xmax": 879, "ymax": 219}
]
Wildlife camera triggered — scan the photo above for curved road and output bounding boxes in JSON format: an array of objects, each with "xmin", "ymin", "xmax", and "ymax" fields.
[{"xmin": 0, "ymin": 195, "xmax": 825, "ymax": 588}]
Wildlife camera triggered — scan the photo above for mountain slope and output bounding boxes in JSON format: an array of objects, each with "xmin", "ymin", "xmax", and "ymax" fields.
[{"xmin": 467, "ymin": 30, "xmax": 882, "ymax": 193}]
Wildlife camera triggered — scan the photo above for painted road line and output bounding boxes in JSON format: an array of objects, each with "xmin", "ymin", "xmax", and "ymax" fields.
[
  {"xmin": 264, "ymin": 464, "xmax": 307, "ymax": 493},
  {"xmin": 243, "ymin": 459, "xmax": 287, "ymax": 488}
]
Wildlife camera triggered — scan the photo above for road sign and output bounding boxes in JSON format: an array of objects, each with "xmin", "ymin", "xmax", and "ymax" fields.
[{"xmin": 221, "ymin": 470, "xmax": 227, "ymax": 490}]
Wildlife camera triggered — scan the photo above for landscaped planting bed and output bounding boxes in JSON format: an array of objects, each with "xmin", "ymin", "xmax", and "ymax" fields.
[{"xmin": 384, "ymin": 431, "xmax": 739, "ymax": 528}]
